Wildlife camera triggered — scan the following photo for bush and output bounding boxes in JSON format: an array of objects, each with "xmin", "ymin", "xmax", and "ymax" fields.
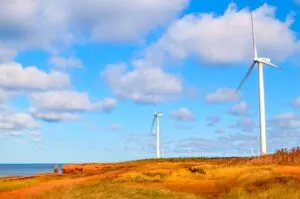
[{"xmin": 188, "ymin": 166, "xmax": 206, "ymax": 174}]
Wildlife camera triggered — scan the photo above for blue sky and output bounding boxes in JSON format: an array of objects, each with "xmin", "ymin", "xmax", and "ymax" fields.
[{"xmin": 0, "ymin": 0, "xmax": 299, "ymax": 163}]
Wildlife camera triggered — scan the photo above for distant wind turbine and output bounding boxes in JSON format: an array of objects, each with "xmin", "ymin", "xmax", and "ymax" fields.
[
  {"xmin": 236, "ymin": 12, "xmax": 280, "ymax": 156},
  {"xmin": 149, "ymin": 96, "xmax": 163, "ymax": 159}
]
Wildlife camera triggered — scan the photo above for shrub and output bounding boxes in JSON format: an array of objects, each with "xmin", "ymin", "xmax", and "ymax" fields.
[{"xmin": 188, "ymin": 166, "xmax": 206, "ymax": 174}]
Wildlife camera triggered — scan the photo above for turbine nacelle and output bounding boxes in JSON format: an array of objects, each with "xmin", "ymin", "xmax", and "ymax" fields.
[
  {"xmin": 254, "ymin": 57, "xmax": 271, "ymax": 64},
  {"xmin": 154, "ymin": 112, "xmax": 163, "ymax": 117}
]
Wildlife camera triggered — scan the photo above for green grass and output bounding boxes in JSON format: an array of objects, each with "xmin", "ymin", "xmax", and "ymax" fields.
[
  {"xmin": 0, "ymin": 178, "xmax": 39, "ymax": 192},
  {"xmin": 30, "ymin": 181, "xmax": 204, "ymax": 199}
]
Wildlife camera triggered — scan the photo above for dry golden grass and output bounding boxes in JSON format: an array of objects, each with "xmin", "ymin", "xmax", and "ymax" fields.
[
  {"xmin": 27, "ymin": 163, "xmax": 300, "ymax": 199},
  {"xmin": 1, "ymin": 147, "xmax": 300, "ymax": 199}
]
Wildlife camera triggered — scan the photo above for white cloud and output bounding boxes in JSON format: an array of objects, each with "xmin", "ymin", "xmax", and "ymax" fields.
[
  {"xmin": 205, "ymin": 88, "xmax": 239, "ymax": 104},
  {"xmin": 0, "ymin": 45, "xmax": 17, "ymax": 62},
  {"xmin": 0, "ymin": 0, "xmax": 188, "ymax": 59},
  {"xmin": 0, "ymin": 90, "xmax": 18, "ymax": 103},
  {"xmin": 103, "ymin": 63, "xmax": 183, "ymax": 103},
  {"xmin": 30, "ymin": 91, "xmax": 117, "ymax": 112},
  {"xmin": 230, "ymin": 117, "xmax": 257, "ymax": 133},
  {"xmin": 275, "ymin": 112, "xmax": 297, "ymax": 120},
  {"xmin": 63, "ymin": 0, "xmax": 188, "ymax": 42},
  {"xmin": 31, "ymin": 111, "xmax": 79, "ymax": 123},
  {"xmin": 0, "ymin": 112, "xmax": 39, "ymax": 131},
  {"xmin": 229, "ymin": 101, "xmax": 248, "ymax": 116},
  {"xmin": 292, "ymin": 97, "xmax": 300, "ymax": 108},
  {"xmin": 50, "ymin": 56, "xmax": 83, "ymax": 69},
  {"xmin": 206, "ymin": 116, "xmax": 221, "ymax": 126},
  {"xmin": 3, "ymin": 131, "xmax": 22, "ymax": 137},
  {"xmin": 176, "ymin": 133, "xmax": 259, "ymax": 155},
  {"xmin": 141, "ymin": 3, "xmax": 299, "ymax": 66},
  {"xmin": 101, "ymin": 97, "xmax": 118, "ymax": 113},
  {"xmin": 29, "ymin": 131, "xmax": 42, "ymax": 142},
  {"xmin": 0, "ymin": 62, "xmax": 70, "ymax": 91},
  {"xmin": 269, "ymin": 112, "xmax": 300, "ymax": 129},
  {"xmin": 169, "ymin": 108, "xmax": 194, "ymax": 121},
  {"xmin": 29, "ymin": 91, "xmax": 117, "ymax": 122}
]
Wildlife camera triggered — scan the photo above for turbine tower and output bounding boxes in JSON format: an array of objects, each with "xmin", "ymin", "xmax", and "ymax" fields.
[
  {"xmin": 149, "ymin": 97, "xmax": 163, "ymax": 159},
  {"xmin": 236, "ymin": 12, "xmax": 280, "ymax": 155}
]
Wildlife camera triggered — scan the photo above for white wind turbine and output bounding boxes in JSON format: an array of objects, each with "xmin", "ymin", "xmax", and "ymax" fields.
[
  {"xmin": 149, "ymin": 96, "xmax": 163, "ymax": 159},
  {"xmin": 236, "ymin": 12, "xmax": 280, "ymax": 156}
]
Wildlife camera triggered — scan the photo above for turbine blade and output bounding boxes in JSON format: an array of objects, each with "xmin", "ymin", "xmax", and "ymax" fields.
[
  {"xmin": 149, "ymin": 116, "xmax": 156, "ymax": 136},
  {"xmin": 260, "ymin": 60, "xmax": 281, "ymax": 69},
  {"xmin": 251, "ymin": 12, "xmax": 258, "ymax": 58},
  {"xmin": 236, "ymin": 62, "xmax": 256, "ymax": 93}
]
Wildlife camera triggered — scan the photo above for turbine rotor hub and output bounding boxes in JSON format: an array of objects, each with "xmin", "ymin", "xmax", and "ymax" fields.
[{"xmin": 254, "ymin": 57, "xmax": 271, "ymax": 63}]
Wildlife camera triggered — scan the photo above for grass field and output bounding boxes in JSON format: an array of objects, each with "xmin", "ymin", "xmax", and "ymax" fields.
[
  {"xmin": 1, "ymin": 148, "xmax": 300, "ymax": 199},
  {"xmin": 29, "ymin": 163, "xmax": 300, "ymax": 199}
]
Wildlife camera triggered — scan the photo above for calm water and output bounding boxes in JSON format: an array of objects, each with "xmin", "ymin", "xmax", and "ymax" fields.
[{"xmin": 0, "ymin": 164, "xmax": 63, "ymax": 177}]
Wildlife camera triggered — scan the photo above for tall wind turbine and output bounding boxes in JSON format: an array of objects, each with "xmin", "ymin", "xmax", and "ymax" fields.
[
  {"xmin": 236, "ymin": 12, "xmax": 280, "ymax": 155},
  {"xmin": 149, "ymin": 96, "xmax": 163, "ymax": 159}
]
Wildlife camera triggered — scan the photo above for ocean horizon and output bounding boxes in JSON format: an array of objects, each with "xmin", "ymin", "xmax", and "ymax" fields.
[{"xmin": 0, "ymin": 164, "xmax": 63, "ymax": 177}]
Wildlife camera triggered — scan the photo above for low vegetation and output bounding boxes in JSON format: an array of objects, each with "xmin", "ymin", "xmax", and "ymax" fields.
[
  {"xmin": 0, "ymin": 178, "xmax": 39, "ymax": 192},
  {"xmin": 249, "ymin": 147, "xmax": 300, "ymax": 165},
  {"xmin": 30, "ymin": 181, "xmax": 204, "ymax": 199},
  {"xmin": 0, "ymin": 147, "xmax": 299, "ymax": 199}
]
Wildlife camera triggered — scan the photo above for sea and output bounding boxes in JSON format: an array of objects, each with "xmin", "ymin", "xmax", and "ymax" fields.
[{"xmin": 0, "ymin": 164, "xmax": 63, "ymax": 177}]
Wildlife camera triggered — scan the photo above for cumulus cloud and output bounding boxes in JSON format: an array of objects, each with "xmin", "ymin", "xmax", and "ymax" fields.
[
  {"xmin": 140, "ymin": 3, "xmax": 299, "ymax": 66},
  {"xmin": 229, "ymin": 101, "xmax": 248, "ymax": 116},
  {"xmin": 31, "ymin": 111, "xmax": 79, "ymax": 123},
  {"xmin": 268, "ymin": 112, "xmax": 300, "ymax": 130},
  {"xmin": 0, "ymin": 90, "xmax": 18, "ymax": 103},
  {"xmin": 206, "ymin": 116, "xmax": 221, "ymax": 126},
  {"xmin": 169, "ymin": 108, "xmax": 194, "ymax": 121},
  {"xmin": 50, "ymin": 56, "xmax": 83, "ymax": 69},
  {"xmin": 0, "ymin": 62, "xmax": 70, "ymax": 91},
  {"xmin": 205, "ymin": 88, "xmax": 239, "ymax": 104},
  {"xmin": 30, "ymin": 91, "xmax": 112, "ymax": 112},
  {"xmin": 0, "ymin": 45, "xmax": 17, "ymax": 62},
  {"xmin": 103, "ymin": 63, "xmax": 183, "ymax": 103},
  {"xmin": 230, "ymin": 117, "xmax": 257, "ymax": 133},
  {"xmin": 29, "ymin": 91, "xmax": 117, "ymax": 122},
  {"xmin": 267, "ymin": 112, "xmax": 300, "ymax": 149},
  {"xmin": 2, "ymin": 131, "xmax": 22, "ymax": 137},
  {"xmin": 274, "ymin": 112, "xmax": 297, "ymax": 120},
  {"xmin": 0, "ymin": 111, "xmax": 39, "ymax": 131},
  {"xmin": 101, "ymin": 97, "xmax": 118, "ymax": 113},
  {"xmin": 0, "ymin": 0, "xmax": 188, "ymax": 59},
  {"xmin": 292, "ymin": 97, "xmax": 300, "ymax": 108},
  {"xmin": 29, "ymin": 131, "xmax": 42, "ymax": 142},
  {"xmin": 175, "ymin": 133, "xmax": 259, "ymax": 155}
]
